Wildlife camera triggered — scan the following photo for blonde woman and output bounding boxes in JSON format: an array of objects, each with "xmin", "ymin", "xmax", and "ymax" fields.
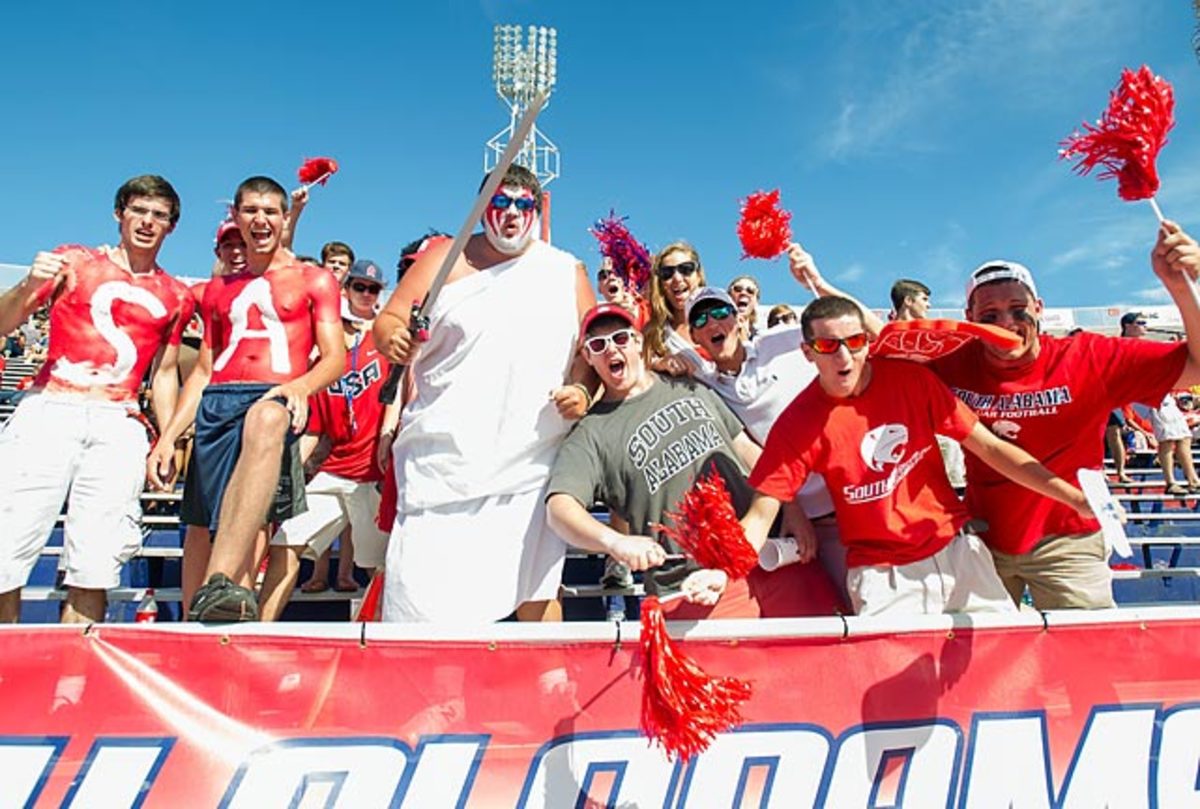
[{"xmin": 645, "ymin": 241, "xmax": 706, "ymax": 375}]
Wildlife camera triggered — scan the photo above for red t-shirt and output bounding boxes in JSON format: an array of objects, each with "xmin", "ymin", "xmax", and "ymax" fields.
[
  {"xmin": 930, "ymin": 332, "xmax": 1187, "ymax": 554},
  {"xmin": 750, "ymin": 359, "xmax": 977, "ymax": 568},
  {"xmin": 32, "ymin": 246, "xmax": 194, "ymax": 401},
  {"xmin": 203, "ymin": 263, "xmax": 341, "ymax": 385},
  {"xmin": 307, "ymin": 330, "xmax": 389, "ymax": 482}
]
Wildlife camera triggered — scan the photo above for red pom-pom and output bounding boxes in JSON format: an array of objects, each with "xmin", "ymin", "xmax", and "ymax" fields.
[
  {"xmin": 660, "ymin": 470, "xmax": 759, "ymax": 580},
  {"xmin": 1060, "ymin": 65, "xmax": 1174, "ymax": 201},
  {"xmin": 639, "ymin": 596, "xmax": 752, "ymax": 761},
  {"xmin": 297, "ymin": 156, "xmax": 340, "ymax": 186},
  {"xmin": 590, "ymin": 211, "xmax": 653, "ymax": 294},
  {"xmin": 736, "ymin": 189, "xmax": 793, "ymax": 259}
]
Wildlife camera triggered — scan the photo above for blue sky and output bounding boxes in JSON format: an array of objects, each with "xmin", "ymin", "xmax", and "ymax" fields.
[{"xmin": 1, "ymin": 0, "xmax": 1197, "ymax": 313}]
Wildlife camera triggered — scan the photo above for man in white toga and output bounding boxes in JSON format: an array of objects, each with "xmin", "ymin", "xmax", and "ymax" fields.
[{"xmin": 374, "ymin": 165, "xmax": 596, "ymax": 623}]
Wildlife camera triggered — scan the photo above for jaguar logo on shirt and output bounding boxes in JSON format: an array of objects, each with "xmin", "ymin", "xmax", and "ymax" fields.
[{"xmin": 861, "ymin": 424, "xmax": 909, "ymax": 472}]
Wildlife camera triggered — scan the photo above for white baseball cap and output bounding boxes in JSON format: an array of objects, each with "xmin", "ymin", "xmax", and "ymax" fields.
[{"xmin": 965, "ymin": 260, "xmax": 1039, "ymax": 304}]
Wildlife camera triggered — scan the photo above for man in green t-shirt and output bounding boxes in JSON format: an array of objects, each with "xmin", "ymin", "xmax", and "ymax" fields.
[{"xmin": 545, "ymin": 303, "xmax": 845, "ymax": 617}]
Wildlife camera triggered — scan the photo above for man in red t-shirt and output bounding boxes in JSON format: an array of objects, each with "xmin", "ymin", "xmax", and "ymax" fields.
[
  {"xmin": 148, "ymin": 176, "xmax": 345, "ymax": 622},
  {"xmin": 743, "ymin": 297, "xmax": 1091, "ymax": 616},
  {"xmin": 929, "ymin": 221, "xmax": 1200, "ymax": 609},
  {"xmin": 0, "ymin": 175, "xmax": 194, "ymax": 623},
  {"xmin": 258, "ymin": 259, "xmax": 398, "ymax": 621}
]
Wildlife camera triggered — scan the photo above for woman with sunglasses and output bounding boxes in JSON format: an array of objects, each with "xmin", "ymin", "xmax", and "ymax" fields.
[{"xmin": 645, "ymin": 241, "xmax": 707, "ymax": 376}]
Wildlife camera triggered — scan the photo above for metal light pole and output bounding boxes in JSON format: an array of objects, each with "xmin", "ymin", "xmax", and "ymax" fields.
[{"xmin": 486, "ymin": 25, "xmax": 559, "ymax": 240}]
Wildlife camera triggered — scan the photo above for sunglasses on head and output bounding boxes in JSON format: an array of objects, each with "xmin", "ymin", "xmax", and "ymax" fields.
[
  {"xmin": 657, "ymin": 260, "xmax": 698, "ymax": 281},
  {"xmin": 583, "ymin": 327, "xmax": 637, "ymax": 355},
  {"xmin": 490, "ymin": 193, "xmax": 537, "ymax": 212},
  {"xmin": 807, "ymin": 333, "xmax": 869, "ymax": 354},
  {"xmin": 349, "ymin": 282, "xmax": 381, "ymax": 295},
  {"xmin": 690, "ymin": 303, "xmax": 736, "ymax": 329}
]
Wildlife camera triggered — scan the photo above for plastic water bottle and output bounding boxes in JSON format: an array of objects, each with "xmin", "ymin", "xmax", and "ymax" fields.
[
  {"xmin": 604, "ymin": 595, "xmax": 626, "ymax": 623},
  {"xmin": 135, "ymin": 589, "xmax": 159, "ymax": 623}
]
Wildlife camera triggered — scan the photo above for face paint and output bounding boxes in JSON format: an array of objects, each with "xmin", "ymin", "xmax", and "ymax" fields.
[{"xmin": 483, "ymin": 185, "xmax": 538, "ymax": 255}]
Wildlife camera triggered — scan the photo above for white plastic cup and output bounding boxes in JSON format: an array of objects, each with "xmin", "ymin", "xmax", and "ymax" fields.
[{"xmin": 759, "ymin": 536, "xmax": 801, "ymax": 572}]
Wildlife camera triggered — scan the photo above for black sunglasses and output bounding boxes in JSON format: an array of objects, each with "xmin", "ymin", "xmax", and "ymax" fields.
[
  {"xmin": 657, "ymin": 260, "xmax": 698, "ymax": 281},
  {"xmin": 349, "ymin": 282, "xmax": 381, "ymax": 294}
]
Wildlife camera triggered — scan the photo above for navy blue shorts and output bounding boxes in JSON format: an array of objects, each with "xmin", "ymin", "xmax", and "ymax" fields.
[{"xmin": 180, "ymin": 383, "xmax": 306, "ymax": 531}]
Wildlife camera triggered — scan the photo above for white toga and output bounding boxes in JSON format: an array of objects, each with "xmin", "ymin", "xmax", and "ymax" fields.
[{"xmin": 384, "ymin": 240, "xmax": 580, "ymax": 623}]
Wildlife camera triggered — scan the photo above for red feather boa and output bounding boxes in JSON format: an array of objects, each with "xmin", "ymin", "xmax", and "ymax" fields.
[
  {"xmin": 1060, "ymin": 65, "xmax": 1174, "ymax": 201},
  {"xmin": 590, "ymin": 211, "xmax": 652, "ymax": 294},
  {"xmin": 297, "ymin": 156, "xmax": 340, "ymax": 186},
  {"xmin": 660, "ymin": 471, "xmax": 759, "ymax": 580},
  {"xmin": 639, "ymin": 596, "xmax": 753, "ymax": 761},
  {"xmin": 737, "ymin": 189, "xmax": 792, "ymax": 259}
]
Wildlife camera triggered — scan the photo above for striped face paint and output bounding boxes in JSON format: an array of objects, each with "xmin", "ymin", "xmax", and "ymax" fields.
[{"xmin": 483, "ymin": 185, "xmax": 538, "ymax": 255}]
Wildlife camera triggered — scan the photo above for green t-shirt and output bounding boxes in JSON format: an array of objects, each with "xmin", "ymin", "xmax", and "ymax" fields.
[{"xmin": 547, "ymin": 374, "xmax": 752, "ymax": 594}]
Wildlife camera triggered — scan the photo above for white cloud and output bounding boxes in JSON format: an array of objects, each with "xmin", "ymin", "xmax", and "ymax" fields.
[
  {"xmin": 1133, "ymin": 287, "xmax": 1172, "ymax": 303},
  {"xmin": 818, "ymin": 0, "xmax": 1138, "ymax": 159},
  {"xmin": 836, "ymin": 262, "xmax": 865, "ymax": 282}
]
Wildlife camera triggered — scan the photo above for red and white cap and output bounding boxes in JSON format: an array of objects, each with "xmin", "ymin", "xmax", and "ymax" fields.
[{"xmin": 213, "ymin": 220, "xmax": 241, "ymax": 255}]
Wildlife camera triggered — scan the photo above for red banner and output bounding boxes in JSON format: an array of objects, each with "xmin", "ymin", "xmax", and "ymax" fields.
[{"xmin": 3, "ymin": 609, "xmax": 1200, "ymax": 807}]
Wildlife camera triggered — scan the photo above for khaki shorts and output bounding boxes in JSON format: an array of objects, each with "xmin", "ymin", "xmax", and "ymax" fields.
[
  {"xmin": 989, "ymin": 530, "xmax": 1114, "ymax": 609},
  {"xmin": 848, "ymin": 531, "xmax": 1016, "ymax": 617}
]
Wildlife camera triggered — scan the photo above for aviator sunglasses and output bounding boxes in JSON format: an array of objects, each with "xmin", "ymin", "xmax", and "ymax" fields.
[
  {"xmin": 490, "ymin": 193, "xmax": 538, "ymax": 212},
  {"xmin": 690, "ymin": 303, "xmax": 736, "ymax": 329},
  {"xmin": 657, "ymin": 260, "xmax": 698, "ymax": 281},
  {"xmin": 807, "ymin": 333, "xmax": 869, "ymax": 354},
  {"xmin": 583, "ymin": 328, "xmax": 637, "ymax": 355}
]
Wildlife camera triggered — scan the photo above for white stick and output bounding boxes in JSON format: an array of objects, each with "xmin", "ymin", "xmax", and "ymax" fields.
[
  {"xmin": 418, "ymin": 91, "xmax": 548, "ymax": 316},
  {"xmin": 300, "ymin": 172, "xmax": 334, "ymax": 193},
  {"xmin": 1148, "ymin": 197, "xmax": 1165, "ymax": 224}
]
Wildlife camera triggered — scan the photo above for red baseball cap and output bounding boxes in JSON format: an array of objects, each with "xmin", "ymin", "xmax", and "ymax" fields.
[
  {"xmin": 213, "ymin": 220, "xmax": 241, "ymax": 255},
  {"xmin": 579, "ymin": 302, "xmax": 641, "ymax": 342}
]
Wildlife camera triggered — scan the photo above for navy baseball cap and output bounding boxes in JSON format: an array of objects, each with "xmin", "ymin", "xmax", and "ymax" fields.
[{"xmin": 345, "ymin": 259, "xmax": 385, "ymax": 287}]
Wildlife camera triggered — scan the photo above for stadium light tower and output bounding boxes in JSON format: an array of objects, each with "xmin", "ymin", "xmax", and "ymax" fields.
[
  {"xmin": 485, "ymin": 24, "xmax": 559, "ymax": 189},
  {"xmin": 1194, "ymin": 1, "xmax": 1200, "ymax": 65}
]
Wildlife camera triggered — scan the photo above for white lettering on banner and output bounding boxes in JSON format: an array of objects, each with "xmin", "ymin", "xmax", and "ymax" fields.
[
  {"xmin": 516, "ymin": 732, "xmax": 679, "ymax": 808},
  {"xmin": 825, "ymin": 721, "xmax": 961, "ymax": 807},
  {"xmin": 7, "ymin": 705, "xmax": 1199, "ymax": 804},
  {"xmin": 219, "ymin": 738, "xmax": 410, "ymax": 807},
  {"xmin": 961, "ymin": 707, "xmax": 1156, "ymax": 809},
  {"xmin": 51, "ymin": 281, "xmax": 167, "ymax": 387},
  {"xmin": 1157, "ymin": 705, "xmax": 1200, "ymax": 805},
  {"xmin": 218, "ymin": 736, "xmax": 486, "ymax": 808},
  {"xmin": 213, "ymin": 277, "xmax": 290, "ymax": 375},
  {"xmin": 62, "ymin": 738, "xmax": 174, "ymax": 808},
  {"xmin": 0, "ymin": 737, "xmax": 68, "ymax": 807},
  {"xmin": 675, "ymin": 726, "xmax": 831, "ymax": 807}
]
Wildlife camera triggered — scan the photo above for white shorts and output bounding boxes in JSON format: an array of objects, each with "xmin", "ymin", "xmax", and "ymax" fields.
[
  {"xmin": 271, "ymin": 472, "xmax": 389, "ymax": 568},
  {"xmin": 0, "ymin": 393, "xmax": 148, "ymax": 592},
  {"xmin": 383, "ymin": 485, "xmax": 566, "ymax": 624},
  {"xmin": 847, "ymin": 531, "xmax": 1016, "ymax": 617}
]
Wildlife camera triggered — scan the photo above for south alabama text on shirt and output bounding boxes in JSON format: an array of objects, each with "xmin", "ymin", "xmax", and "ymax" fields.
[
  {"xmin": 626, "ymin": 396, "xmax": 725, "ymax": 495},
  {"xmin": 950, "ymin": 384, "xmax": 1073, "ymax": 420}
]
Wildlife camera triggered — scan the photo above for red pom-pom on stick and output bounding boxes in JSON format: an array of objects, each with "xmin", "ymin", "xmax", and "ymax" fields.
[
  {"xmin": 639, "ymin": 596, "xmax": 753, "ymax": 761},
  {"xmin": 659, "ymin": 470, "xmax": 759, "ymax": 580},
  {"xmin": 737, "ymin": 189, "xmax": 793, "ymax": 260},
  {"xmin": 1060, "ymin": 65, "xmax": 1174, "ymax": 221},
  {"xmin": 297, "ymin": 156, "xmax": 340, "ymax": 188},
  {"xmin": 590, "ymin": 210, "xmax": 653, "ymax": 294}
]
